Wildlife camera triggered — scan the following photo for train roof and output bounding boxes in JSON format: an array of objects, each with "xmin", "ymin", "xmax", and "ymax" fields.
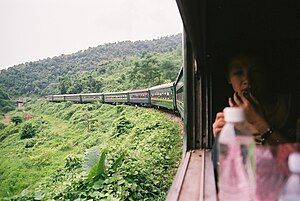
[
  {"xmin": 149, "ymin": 82, "xmax": 174, "ymax": 90},
  {"xmin": 129, "ymin": 88, "xmax": 149, "ymax": 93},
  {"xmin": 80, "ymin": 93, "xmax": 103, "ymax": 96},
  {"xmin": 52, "ymin": 94, "xmax": 78, "ymax": 97},
  {"xmin": 50, "ymin": 93, "xmax": 103, "ymax": 97},
  {"xmin": 103, "ymin": 91, "xmax": 129, "ymax": 95}
]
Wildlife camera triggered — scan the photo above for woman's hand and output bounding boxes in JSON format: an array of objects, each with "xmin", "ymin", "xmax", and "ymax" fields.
[
  {"xmin": 213, "ymin": 112, "xmax": 225, "ymax": 137},
  {"xmin": 229, "ymin": 92, "xmax": 270, "ymax": 133}
]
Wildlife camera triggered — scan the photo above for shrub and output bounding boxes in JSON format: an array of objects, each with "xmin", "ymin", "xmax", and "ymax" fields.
[
  {"xmin": 12, "ymin": 116, "xmax": 22, "ymax": 125},
  {"xmin": 64, "ymin": 101, "xmax": 73, "ymax": 108},
  {"xmin": 65, "ymin": 155, "xmax": 82, "ymax": 171},
  {"xmin": 2, "ymin": 105, "xmax": 14, "ymax": 113},
  {"xmin": 112, "ymin": 116, "xmax": 134, "ymax": 137},
  {"xmin": 64, "ymin": 110, "xmax": 75, "ymax": 120},
  {"xmin": 20, "ymin": 122, "xmax": 36, "ymax": 139},
  {"xmin": 0, "ymin": 122, "xmax": 6, "ymax": 130},
  {"xmin": 25, "ymin": 139, "xmax": 36, "ymax": 148}
]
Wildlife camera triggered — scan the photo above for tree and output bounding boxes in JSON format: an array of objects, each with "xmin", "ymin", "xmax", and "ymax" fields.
[
  {"xmin": 12, "ymin": 116, "xmax": 22, "ymax": 125},
  {"xmin": 0, "ymin": 88, "xmax": 14, "ymax": 114},
  {"xmin": 58, "ymin": 76, "xmax": 69, "ymax": 94}
]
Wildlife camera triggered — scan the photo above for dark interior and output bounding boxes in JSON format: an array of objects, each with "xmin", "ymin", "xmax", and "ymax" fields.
[
  {"xmin": 206, "ymin": 0, "xmax": 300, "ymax": 119},
  {"xmin": 176, "ymin": 0, "xmax": 299, "ymax": 145}
]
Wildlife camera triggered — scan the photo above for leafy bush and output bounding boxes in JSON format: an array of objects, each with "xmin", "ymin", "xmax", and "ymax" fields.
[
  {"xmin": 20, "ymin": 122, "xmax": 36, "ymax": 139},
  {"xmin": 2, "ymin": 105, "xmax": 15, "ymax": 113},
  {"xmin": 112, "ymin": 116, "xmax": 134, "ymax": 137},
  {"xmin": 12, "ymin": 115, "xmax": 22, "ymax": 125},
  {"xmin": 25, "ymin": 139, "xmax": 36, "ymax": 148},
  {"xmin": 65, "ymin": 155, "xmax": 82, "ymax": 171},
  {"xmin": 64, "ymin": 110, "xmax": 75, "ymax": 120},
  {"xmin": 64, "ymin": 101, "xmax": 73, "ymax": 108},
  {"xmin": 0, "ymin": 122, "xmax": 6, "ymax": 130},
  {"xmin": 33, "ymin": 117, "xmax": 48, "ymax": 132},
  {"xmin": 0, "ymin": 89, "xmax": 15, "ymax": 113}
]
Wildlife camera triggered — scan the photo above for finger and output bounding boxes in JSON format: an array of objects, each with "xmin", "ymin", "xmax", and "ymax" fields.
[
  {"xmin": 213, "ymin": 128, "xmax": 223, "ymax": 136},
  {"xmin": 243, "ymin": 91, "xmax": 260, "ymax": 107},
  {"xmin": 213, "ymin": 119, "xmax": 225, "ymax": 130},
  {"xmin": 242, "ymin": 91, "xmax": 252, "ymax": 103},
  {"xmin": 216, "ymin": 112, "xmax": 224, "ymax": 120},
  {"xmin": 214, "ymin": 119, "xmax": 225, "ymax": 127},
  {"xmin": 228, "ymin": 97, "xmax": 236, "ymax": 107},
  {"xmin": 234, "ymin": 92, "xmax": 243, "ymax": 106},
  {"xmin": 240, "ymin": 92, "xmax": 250, "ymax": 106},
  {"xmin": 216, "ymin": 121, "xmax": 225, "ymax": 128},
  {"xmin": 213, "ymin": 120, "xmax": 224, "ymax": 128}
]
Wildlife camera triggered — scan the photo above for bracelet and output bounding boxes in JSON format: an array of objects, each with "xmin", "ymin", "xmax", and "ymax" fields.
[{"xmin": 261, "ymin": 127, "xmax": 274, "ymax": 141}]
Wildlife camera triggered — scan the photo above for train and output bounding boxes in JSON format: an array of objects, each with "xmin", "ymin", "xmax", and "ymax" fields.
[{"xmin": 46, "ymin": 70, "xmax": 184, "ymax": 117}]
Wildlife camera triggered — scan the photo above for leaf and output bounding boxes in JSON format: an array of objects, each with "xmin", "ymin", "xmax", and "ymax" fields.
[
  {"xmin": 165, "ymin": 155, "xmax": 170, "ymax": 160},
  {"xmin": 93, "ymin": 180, "xmax": 104, "ymax": 190},
  {"xmin": 89, "ymin": 191, "xmax": 101, "ymax": 198},
  {"xmin": 82, "ymin": 146, "xmax": 101, "ymax": 173},
  {"xmin": 34, "ymin": 190, "xmax": 44, "ymax": 200},
  {"xmin": 97, "ymin": 149, "xmax": 107, "ymax": 176},
  {"xmin": 111, "ymin": 153, "xmax": 125, "ymax": 171},
  {"xmin": 88, "ymin": 149, "xmax": 107, "ymax": 182}
]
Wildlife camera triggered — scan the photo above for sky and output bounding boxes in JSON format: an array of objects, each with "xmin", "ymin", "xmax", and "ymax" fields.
[{"xmin": 0, "ymin": 0, "xmax": 182, "ymax": 70}]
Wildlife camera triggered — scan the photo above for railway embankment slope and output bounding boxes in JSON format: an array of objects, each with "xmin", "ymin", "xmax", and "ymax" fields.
[{"xmin": 0, "ymin": 100, "xmax": 182, "ymax": 200}]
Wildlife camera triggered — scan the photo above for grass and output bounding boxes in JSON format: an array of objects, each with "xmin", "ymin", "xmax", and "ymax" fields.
[{"xmin": 0, "ymin": 100, "xmax": 182, "ymax": 200}]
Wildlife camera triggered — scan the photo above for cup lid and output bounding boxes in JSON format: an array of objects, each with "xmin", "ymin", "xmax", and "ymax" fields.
[
  {"xmin": 288, "ymin": 152, "xmax": 300, "ymax": 173},
  {"xmin": 224, "ymin": 107, "xmax": 245, "ymax": 122}
]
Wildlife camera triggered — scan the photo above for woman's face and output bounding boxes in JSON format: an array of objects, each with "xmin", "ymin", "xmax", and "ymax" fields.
[{"xmin": 228, "ymin": 56, "xmax": 267, "ymax": 98}]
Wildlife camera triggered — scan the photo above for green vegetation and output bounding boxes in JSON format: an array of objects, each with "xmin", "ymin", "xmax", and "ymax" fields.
[
  {"xmin": 0, "ymin": 87, "xmax": 14, "ymax": 115},
  {"xmin": 0, "ymin": 34, "xmax": 182, "ymax": 97},
  {"xmin": 11, "ymin": 116, "xmax": 22, "ymax": 125},
  {"xmin": 0, "ymin": 34, "xmax": 183, "ymax": 200},
  {"xmin": 0, "ymin": 101, "xmax": 182, "ymax": 200},
  {"xmin": 19, "ymin": 122, "xmax": 37, "ymax": 139}
]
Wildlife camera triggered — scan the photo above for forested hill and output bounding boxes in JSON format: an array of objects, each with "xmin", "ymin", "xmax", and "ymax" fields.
[
  {"xmin": 0, "ymin": 34, "xmax": 182, "ymax": 98},
  {"xmin": 0, "ymin": 88, "xmax": 14, "ymax": 115}
]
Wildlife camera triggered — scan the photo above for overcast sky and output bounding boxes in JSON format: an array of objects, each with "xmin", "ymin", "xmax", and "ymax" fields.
[{"xmin": 0, "ymin": 0, "xmax": 182, "ymax": 70}]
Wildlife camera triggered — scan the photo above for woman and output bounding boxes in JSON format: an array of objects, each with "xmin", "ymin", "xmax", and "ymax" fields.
[{"xmin": 213, "ymin": 54, "xmax": 299, "ymax": 145}]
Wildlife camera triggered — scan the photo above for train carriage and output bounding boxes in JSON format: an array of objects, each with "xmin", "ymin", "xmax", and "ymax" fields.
[
  {"xmin": 175, "ymin": 67, "xmax": 184, "ymax": 118},
  {"xmin": 103, "ymin": 91, "xmax": 129, "ymax": 104},
  {"xmin": 80, "ymin": 93, "xmax": 103, "ymax": 103},
  {"xmin": 149, "ymin": 82, "xmax": 175, "ymax": 110},
  {"xmin": 45, "ymin": 95, "xmax": 53, "ymax": 102},
  {"xmin": 63, "ymin": 94, "xmax": 81, "ymax": 103},
  {"xmin": 128, "ymin": 89, "xmax": 150, "ymax": 105},
  {"xmin": 51, "ymin": 94, "xmax": 65, "ymax": 102}
]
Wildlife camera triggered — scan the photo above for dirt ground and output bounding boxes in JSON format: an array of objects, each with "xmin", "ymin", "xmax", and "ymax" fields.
[{"xmin": 2, "ymin": 115, "xmax": 11, "ymax": 123}]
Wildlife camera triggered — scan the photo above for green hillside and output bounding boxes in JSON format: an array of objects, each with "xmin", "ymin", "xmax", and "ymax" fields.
[
  {"xmin": 0, "ymin": 101, "xmax": 182, "ymax": 200},
  {"xmin": 0, "ymin": 34, "xmax": 182, "ymax": 97},
  {"xmin": 0, "ymin": 87, "xmax": 14, "ymax": 115}
]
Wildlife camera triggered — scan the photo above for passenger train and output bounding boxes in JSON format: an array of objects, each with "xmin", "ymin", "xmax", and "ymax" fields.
[{"xmin": 46, "ymin": 79, "xmax": 183, "ymax": 114}]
